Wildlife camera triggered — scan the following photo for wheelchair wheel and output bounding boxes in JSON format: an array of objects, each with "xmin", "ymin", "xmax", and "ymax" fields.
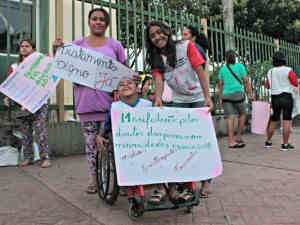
[{"xmin": 96, "ymin": 150, "xmax": 119, "ymax": 205}]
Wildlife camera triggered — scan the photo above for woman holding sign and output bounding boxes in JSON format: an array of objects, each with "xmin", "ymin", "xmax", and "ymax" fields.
[
  {"xmin": 3, "ymin": 39, "xmax": 51, "ymax": 168},
  {"xmin": 53, "ymin": 8, "xmax": 127, "ymax": 194},
  {"xmin": 145, "ymin": 20, "xmax": 213, "ymax": 204}
]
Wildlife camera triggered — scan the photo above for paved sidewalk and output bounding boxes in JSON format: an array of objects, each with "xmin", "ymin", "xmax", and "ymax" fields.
[{"xmin": 1, "ymin": 128, "xmax": 300, "ymax": 225}]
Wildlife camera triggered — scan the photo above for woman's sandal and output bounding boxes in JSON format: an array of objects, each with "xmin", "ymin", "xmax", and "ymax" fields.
[
  {"xmin": 19, "ymin": 159, "xmax": 34, "ymax": 167},
  {"xmin": 199, "ymin": 188, "xmax": 209, "ymax": 198},
  {"xmin": 148, "ymin": 190, "xmax": 167, "ymax": 205},
  {"xmin": 86, "ymin": 184, "xmax": 97, "ymax": 194},
  {"xmin": 41, "ymin": 159, "xmax": 52, "ymax": 168},
  {"xmin": 236, "ymin": 140, "xmax": 246, "ymax": 148}
]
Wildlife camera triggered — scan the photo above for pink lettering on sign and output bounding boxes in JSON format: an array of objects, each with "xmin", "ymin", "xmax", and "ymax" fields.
[
  {"xmin": 94, "ymin": 72, "xmax": 119, "ymax": 89},
  {"xmin": 211, "ymin": 162, "xmax": 222, "ymax": 176}
]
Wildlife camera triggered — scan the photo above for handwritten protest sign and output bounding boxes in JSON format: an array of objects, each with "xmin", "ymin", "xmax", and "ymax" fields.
[
  {"xmin": 111, "ymin": 107, "xmax": 223, "ymax": 186},
  {"xmin": 51, "ymin": 43, "xmax": 134, "ymax": 92},
  {"xmin": 0, "ymin": 52, "xmax": 60, "ymax": 113}
]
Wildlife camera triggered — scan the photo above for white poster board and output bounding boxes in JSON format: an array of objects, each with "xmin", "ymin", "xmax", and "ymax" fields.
[
  {"xmin": 111, "ymin": 107, "xmax": 223, "ymax": 186},
  {"xmin": 0, "ymin": 52, "xmax": 60, "ymax": 113},
  {"xmin": 51, "ymin": 43, "xmax": 134, "ymax": 92}
]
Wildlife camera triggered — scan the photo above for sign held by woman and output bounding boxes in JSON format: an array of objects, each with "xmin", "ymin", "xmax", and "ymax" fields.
[{"xmin": 52, "ymin": 43, "xmax": 134, "ymax": 92}]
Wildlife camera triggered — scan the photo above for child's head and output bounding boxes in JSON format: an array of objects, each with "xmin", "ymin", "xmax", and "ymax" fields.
[
  {"xmin": 117, "ymin": 77, "xmax": 139, "ymax": 100},
  {"xmin": 141, "ymin": 76, "xmax": 152, "ymax": 94}
]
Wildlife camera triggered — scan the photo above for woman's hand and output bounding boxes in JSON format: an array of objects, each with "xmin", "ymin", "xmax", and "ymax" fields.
[
  {"xmin": 52, "ymin": 38, "xmax": 64, "ymax": 55},
  {"xmin": 96, "ymin": 135, "xmax": 109, "ymax": 152},
  {"xmin": 205, "ymin": 96, "xmax": 214, "ymax": 112},
  {"xmin": 154, "ymin": 96, "xmax": 163, "ymax": 107},
  {"xmin": 3, "ymin": 97, "xmax": 10, "ymax": 107},
  {"xmin": 249, "ymin": 95, "xmax": 256, "ymax": 102}
]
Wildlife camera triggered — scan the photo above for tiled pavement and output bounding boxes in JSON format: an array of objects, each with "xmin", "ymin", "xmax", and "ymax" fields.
[{"xmin": 1, "ymin": 128, "xmax": 300, "ymax": 225}]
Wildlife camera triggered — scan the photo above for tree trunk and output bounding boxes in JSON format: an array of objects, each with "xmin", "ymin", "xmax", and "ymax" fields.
[{"xmin": 222, "ymin": 0, "xmax": 235, "ymax": 50}]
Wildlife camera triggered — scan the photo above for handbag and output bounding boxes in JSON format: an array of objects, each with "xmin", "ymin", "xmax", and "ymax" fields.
[{"xmin": 222, "ymin": 64, "xmax": 245, "ymax": 103}]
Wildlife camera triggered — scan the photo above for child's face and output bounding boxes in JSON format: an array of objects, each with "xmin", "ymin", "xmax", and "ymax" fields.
[{"xmin": 118, "ymin": 77, "xmax": 138, "ymax": 98}]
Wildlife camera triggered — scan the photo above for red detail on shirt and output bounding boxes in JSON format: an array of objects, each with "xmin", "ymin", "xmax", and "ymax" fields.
[
  {"xmin": 288, "ymin": 70, "xmax": 298, "ymax": 86},
  {"xmin": 8, "ymin": 66, "xmax": 14, "ymax": 76},
  {"xmin": 152, "ymin": 41, "xmax": 206, "ymax": 78},
  {"xmin": 187, "ymin": 41, "xmax": 205, "ymax": 69},
  {"xmin": 265, "ymin": 77, "xmax": 270, "ymax": 89}
]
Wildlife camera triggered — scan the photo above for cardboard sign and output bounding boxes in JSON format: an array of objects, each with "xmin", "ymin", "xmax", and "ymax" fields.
[
  {"xmin": 0, "ymin": 52, "xmax": 60, "ymax": 113},
  {"xmin": 52, "ymin": 43, "xmax": 133, "ymax": 92},
  {"xmin": 111, "ymin": 107, "xmax": 223, "ymax": 186},
  {"xmin": 251, "ymin": 101, "xmax": 270, "ymax": 135}
]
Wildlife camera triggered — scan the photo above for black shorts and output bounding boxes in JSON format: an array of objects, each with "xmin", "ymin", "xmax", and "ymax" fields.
[{"xmin": 271, "ymin": 92, "xmax": 293, "ymax": 121}]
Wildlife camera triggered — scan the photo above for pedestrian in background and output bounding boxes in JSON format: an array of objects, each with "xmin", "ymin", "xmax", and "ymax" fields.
[
  {"xmin": 264, "ymin": 51, "xmax": 298, "ymax": 151},
  {"xmin": 218, "ymin": 50, "xmax": 255, "ymax": 148}
]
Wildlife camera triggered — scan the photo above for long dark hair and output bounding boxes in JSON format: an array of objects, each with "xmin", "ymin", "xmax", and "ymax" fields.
[
  {"xmin": 186, "ymin": 25, "xmax": 209, "ymax": 51},
  {"xmin": 18, "ymin": 39, "xmax": 36, "ymax": 63},
  {"xmin": 145, "ymin": 20, "xmax": 176, "ymax": 72}
]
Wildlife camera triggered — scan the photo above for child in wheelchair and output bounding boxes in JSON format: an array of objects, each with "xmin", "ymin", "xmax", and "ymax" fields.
[{"xmin": 96, "ymin": 77, "xmax": 197, "ymax": 207}]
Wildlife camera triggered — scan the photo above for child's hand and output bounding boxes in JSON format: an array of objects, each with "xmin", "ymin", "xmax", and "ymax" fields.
[{"xmin": 96, "ymin": 135, "xmax": 109, "ymax": 152}]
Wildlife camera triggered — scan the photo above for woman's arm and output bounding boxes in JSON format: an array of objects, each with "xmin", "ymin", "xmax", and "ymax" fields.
[
  {"xmin": 242, "ymin": 76, "xmax": 255, "ymax": 101},
  {"xmin": 194, "ymin": 66, "xmax": 214, "ymax": 111},
  {"xmin": 218, "ymin": 80, "xmax": 224, "ymax": 107},
  {"xmin": 154, "ymin": 74, "xmax": 164, "ymax": 107}
]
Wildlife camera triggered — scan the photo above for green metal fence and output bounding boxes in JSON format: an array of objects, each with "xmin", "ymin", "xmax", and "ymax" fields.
[{"xmin": 1, "ymin": 0, "xmax": 300, "ymax": 117}]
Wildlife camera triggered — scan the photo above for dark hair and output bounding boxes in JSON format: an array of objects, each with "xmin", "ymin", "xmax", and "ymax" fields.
[
  {"xmin": 225, "ymin": 50, "xmax": 236, "ymax": 64},
  {"xmin": 88, "ymin": 8, "xmax": 110, "ymax": 27},
  {"xmin": 18, "ymin": 39, "xmax": 36, "ymax": 63},
  {"xmin": 186, "ymin": 25, "xmax": 209, "ymax": 51},
  {"xmin": 141, "ymin": 76, "xmax": 152, "ymax": 92},
  {"xmin": 145, "ymin": 20, "xmax": 176, "ymax": 72},
  {"xmin": 272, "ymin": 51, "xmax": 286, "ymax": 66}
]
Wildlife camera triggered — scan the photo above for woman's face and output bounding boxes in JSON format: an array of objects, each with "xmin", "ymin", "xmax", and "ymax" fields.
[
  {"xmin": 182, "ymin": 27, "xmax": 193, "ymax": 41},
  {"xmin": 19, "ymin": 41, "xmax": 34, "ymax": 57},
  {"xmin": 148, "ymin": 25, "xmax": 169, "ymax": 49},
  {"xmin": 88, "ymin": 11, "xmax": 108, "ymax": 36}
]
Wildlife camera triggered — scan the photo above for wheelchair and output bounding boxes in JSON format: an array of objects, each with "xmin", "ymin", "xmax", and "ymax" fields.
[{"xmin": 95, "ymin": 133, "xmax": 200, "ymax": 220}]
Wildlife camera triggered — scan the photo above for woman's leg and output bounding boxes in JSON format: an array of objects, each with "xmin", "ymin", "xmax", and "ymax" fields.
[
  {"xmin": 236, "ymin": 113, "xmax": 246, "ymax": 142},
  {"xmin": 227, "ymin": 115, "xmax": 236, "ymax": 146},
  {"xmin": 32, "ymin": 105, "xmax": 49, "ymax": 167},
  {"xmin": 81, "ymin": 121, "xmax": 102, "ymax": 193},
  {"xmin": 19, "ymin": 117, "xmax": 34, "ymax": 166},
  {"xmin": 282, "ymin": 120, "xmax": 292, "ymax": 144}
]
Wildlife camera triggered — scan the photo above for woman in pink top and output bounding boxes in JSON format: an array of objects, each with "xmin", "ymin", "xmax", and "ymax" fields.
[{"xmin": 53, "ymin": 8, "xmax": 127, "ymax": 193}]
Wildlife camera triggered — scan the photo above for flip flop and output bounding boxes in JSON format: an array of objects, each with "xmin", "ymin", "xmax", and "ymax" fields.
[
  {"xmin": 86, "ymin": 184, "xmax": 97, "ymax": 194},
  {"xmin": 228, "ymin": 143, "xmax": 240, "ymax": 148},
  {"xmin": 199, "ymin": 188, "xmax": 209, "ymax": 198},
  {"xmin": 236, "ymin": 140, "xmax": 246, "ymax": 148}
]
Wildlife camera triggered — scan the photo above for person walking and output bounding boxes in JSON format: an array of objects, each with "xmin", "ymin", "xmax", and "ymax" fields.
[
  {"xmin": 264, "ymin": 51, "xmax": 298, "ymax": 151},
  {"xmin": 3, "ymin": 39, "xmax": 51, "ymax": 168},
  {"xmin": 218, "ymin": 50, "xmax": 255, "ymax": 148},
  {"xmin": 53, "ymin": 8, "xmax": 127, "ymax": 193}
]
